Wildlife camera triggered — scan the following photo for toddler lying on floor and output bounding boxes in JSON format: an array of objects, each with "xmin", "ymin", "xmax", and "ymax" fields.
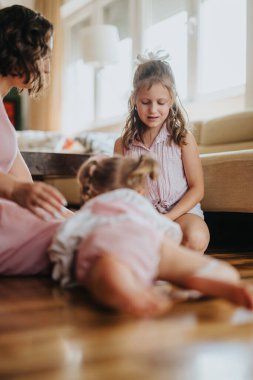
[{"xmin": 49, "ymin": 154, "xmax": 253, "ymax": 317}]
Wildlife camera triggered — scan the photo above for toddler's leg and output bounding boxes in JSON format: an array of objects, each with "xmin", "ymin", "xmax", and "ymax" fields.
[
  {"xmin": 158, "ymin": 236, "xmax": 253, "ymax": 309},
  {"xmin": 80, "ymin": 254, "xmax": 172, "ymax": 317},
  {"xmin": 185, "ymin": 266, "xmax": 253, "ymax": 309}
]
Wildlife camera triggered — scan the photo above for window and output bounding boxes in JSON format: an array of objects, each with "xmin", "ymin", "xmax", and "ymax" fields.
[
  {"xmin": 61, "ymin": 0, "xmax": 132, "ymax": 133},
  {"xmin": 61, "ymin": 0, "xmax": 249, "ymax": 132},
  {"xmin": 97, "ymin": 0, "xmax": 132, "ymax": 121},
  {"xmin": 144, "ymin": 11, "xmax": 188, "ymax": 99},
  {"xmin": 95, "ymin": 38, "xmax": 132, "ymax": 120},
  {"xmin": 198, "ymin": 0, "xmax": 246, "ymax": 95},
  {"xmin": 62, "ymin": 17, "xmax": 94, "ymax": 133},
  {"xmin": 144, "ymin": 0, "xmax": 246, "ymax": 101}
]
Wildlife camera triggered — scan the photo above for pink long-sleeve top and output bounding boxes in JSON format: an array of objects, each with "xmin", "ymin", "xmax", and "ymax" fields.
[{"xmin": 0, "ymin": 98, "xmax": 18, "ymax": 173}]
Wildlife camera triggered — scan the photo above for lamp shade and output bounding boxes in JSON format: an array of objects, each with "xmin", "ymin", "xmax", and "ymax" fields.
[{"xmin": 81, "ymin": 24, "xmax": 120, "ymax": 66}]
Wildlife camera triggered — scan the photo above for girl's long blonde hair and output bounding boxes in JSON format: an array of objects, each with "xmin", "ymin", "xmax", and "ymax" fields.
[
  {"xmin": 77, "ymin": 154, "xmax": 159, "ymax": 203},
  {"xmin": 122, "ymin": 59, "xmax": 188, "ymax": 150}
]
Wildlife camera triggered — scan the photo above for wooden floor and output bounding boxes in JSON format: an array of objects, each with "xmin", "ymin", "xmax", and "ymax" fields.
[{"xmin": 1, "ymin": 250, "xmax": 253, "ymax": 380}]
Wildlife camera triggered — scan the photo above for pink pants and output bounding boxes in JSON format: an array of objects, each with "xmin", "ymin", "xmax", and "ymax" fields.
[{"xmin": 0, "ymin": 199, "xmax": 61, "ymax": 275}]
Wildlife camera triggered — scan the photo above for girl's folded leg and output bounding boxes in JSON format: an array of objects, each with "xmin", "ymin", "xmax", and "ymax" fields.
[
  {"xmin": 79, "ymin": 254, "xmax": 172, "ymax": 317},
  {"xmin": 158, "ymin": 235, "xmax": 253, "ymax": 309}
]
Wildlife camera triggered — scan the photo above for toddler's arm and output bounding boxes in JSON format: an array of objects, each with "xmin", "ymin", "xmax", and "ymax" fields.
[{"xmin": 48, "ymin": 208, "xmax": 95, "ymax": 287}]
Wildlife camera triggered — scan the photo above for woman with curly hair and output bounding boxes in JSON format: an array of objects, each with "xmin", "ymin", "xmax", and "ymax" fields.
[{"xmin": 0, "ymin": 5, "xmax": 68, "ymax": 275}]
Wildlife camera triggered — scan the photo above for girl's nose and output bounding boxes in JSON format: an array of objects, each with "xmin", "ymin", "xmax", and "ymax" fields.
[{"xmin": 149, "ymin": 102, "xmax": 157, "ymax": 113}]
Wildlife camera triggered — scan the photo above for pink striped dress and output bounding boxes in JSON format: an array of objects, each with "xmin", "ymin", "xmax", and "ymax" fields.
[
  {"xmin": 0, "ymin": 98, "xmax": 61, "ymax": 275},
  {"xmin": 124, "ymin": 124, "xmax": 203, "ymax": 217}
]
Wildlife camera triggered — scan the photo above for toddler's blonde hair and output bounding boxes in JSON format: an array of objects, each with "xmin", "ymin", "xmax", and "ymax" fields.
[{"xmin": 77, "ymin": 154, "xmax": 159, "ymax": 203}]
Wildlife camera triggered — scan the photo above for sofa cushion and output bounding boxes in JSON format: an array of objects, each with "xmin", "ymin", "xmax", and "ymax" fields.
[
  {"xmin": 196, "ymin": 140, "xmax": 253, "ymax": 154},
  {"xmin": 196, "ymin": 111, "xmax": 253, "ymax": 146}
]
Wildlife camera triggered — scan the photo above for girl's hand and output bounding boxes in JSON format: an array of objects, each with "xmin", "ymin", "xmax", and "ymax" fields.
[
  {"xmin": 11, "ymin": 181, "xmax": 69, "ymax": 220},
  {"xmin": 164, "ymin": 211, "xmax": 177, "ymax": 221}
]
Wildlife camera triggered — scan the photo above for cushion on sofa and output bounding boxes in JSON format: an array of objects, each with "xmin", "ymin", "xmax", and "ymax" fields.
[{"xmin": 192, "ymin": 111, "xmax": 253, "ymax": 153}]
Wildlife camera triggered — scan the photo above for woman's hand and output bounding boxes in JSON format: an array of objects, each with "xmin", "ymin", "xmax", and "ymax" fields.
[{"xmin": 11, "ymin": 181, "xmax": 69, "ymax": 220}]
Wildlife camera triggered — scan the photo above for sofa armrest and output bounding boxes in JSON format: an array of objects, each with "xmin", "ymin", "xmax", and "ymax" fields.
[{"xmin": 201, "ymin": 149, "xmax": 253, "ymax": 213}]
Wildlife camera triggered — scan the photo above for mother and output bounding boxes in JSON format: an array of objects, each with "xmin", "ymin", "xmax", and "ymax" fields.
[{"xmin": 0, "ymin": 5, "xmax": 68, "ymax": 275}]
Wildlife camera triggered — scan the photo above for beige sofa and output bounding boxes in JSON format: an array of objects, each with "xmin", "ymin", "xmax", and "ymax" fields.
[
  {"xmin": 201, "ymin": 148, "xmax": 253, "ymax": 249},
  {"xmin": 19, "ymin": 111, "xmax": 253, "ymax": 214},
  {"xmin": 191, "ymin": 111, "xmax": 253, "ymax": 223},
  {"xmin": 48, "ymin": 112, "xmax": 253, "ymax": 213}
]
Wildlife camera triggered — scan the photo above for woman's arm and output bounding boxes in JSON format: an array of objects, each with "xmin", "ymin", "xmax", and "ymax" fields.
[
  {"xmin": 0, "ymin": 152, "xmax": 69, "ymax": 220},
  {"xmin": 8, "ymin": 151, "xmax": 33, "ymax": 182},
  {"xmin": 0, "ymin": 152, "xmax": 32, "ymax": 198},
  {"xmin": 114, "ymin": 137, "xmax": 124, "ymax": 155},
  {"xmin": 165, "ymin": 132, "xmax": 204, "ymax": 221}
]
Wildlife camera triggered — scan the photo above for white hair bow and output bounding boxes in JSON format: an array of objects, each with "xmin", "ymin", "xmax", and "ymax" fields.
[{"xmin": 136, "ymin": 49, "xmax": 170, "ymax": 64}]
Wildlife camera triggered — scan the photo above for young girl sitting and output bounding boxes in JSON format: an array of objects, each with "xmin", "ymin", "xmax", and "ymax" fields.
[
  {"xmin": 49, "ymin": 154, "xmax": 253, "ymax": 317},
  {"xmin": 114, "ymin": 51, "xmax": 210, "ymax": 253}
]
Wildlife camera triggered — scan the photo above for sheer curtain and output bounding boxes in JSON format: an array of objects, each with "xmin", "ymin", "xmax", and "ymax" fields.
[{"xmin": 29, "ymin": 0, "xmax": 63, "ymax": 131}]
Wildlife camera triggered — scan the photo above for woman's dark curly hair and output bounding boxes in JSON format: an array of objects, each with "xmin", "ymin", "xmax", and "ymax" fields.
[{"xmin": 0, "ymin": 5, "xmax": 53, "ymax": 96}]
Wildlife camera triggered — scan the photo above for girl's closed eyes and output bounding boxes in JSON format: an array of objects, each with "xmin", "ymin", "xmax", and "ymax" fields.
[{"xmin": 141, "ymin": 99, "xmax": 169, "ymax": 106}]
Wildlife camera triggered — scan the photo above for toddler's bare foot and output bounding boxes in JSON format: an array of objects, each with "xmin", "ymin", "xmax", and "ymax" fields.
[
  {"xmin": 185, "ymin": 275, "xmax": 253, "ymax": 310},
  {"xmin": 227, "ymin": 283, "xmax": 253, "ymax": 310}
]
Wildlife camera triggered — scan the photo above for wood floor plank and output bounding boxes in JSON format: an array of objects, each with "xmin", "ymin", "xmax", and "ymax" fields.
[{"xmin": 1, "ymin": 250, "xmax": 253, "ymax": 379}]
